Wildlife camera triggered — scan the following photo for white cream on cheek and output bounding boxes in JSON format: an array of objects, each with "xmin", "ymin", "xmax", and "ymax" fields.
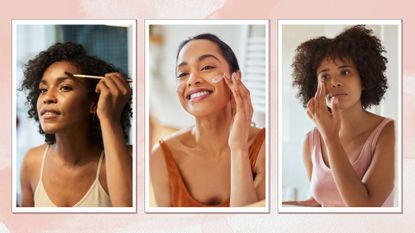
[{"xmin": 211, "ymin": 75, "xmax": 224, "ymax": 84}]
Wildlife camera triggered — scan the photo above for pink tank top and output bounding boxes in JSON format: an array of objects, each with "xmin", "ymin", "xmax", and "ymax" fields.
[{"xmin": 309, "ymin": 118, "xmax": 394, "ymax": 207}]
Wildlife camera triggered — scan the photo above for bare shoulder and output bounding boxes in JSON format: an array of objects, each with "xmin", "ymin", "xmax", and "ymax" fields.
[
  {"xmin": 22, "ymin": 144, "xmax": 48, "ymax": 170},
  {"xmin": 376, "ymin": 118, "xmax": 395, "ymax": 147},
  {"xmin": 20, "ymin": 144, "xmax": 48, "ymax": 185}
]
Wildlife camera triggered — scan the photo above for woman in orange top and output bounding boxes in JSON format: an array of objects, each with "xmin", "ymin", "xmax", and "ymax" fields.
[{"xmin": 150, "ymin": 33, "xmax": 266, "ymax": 207}]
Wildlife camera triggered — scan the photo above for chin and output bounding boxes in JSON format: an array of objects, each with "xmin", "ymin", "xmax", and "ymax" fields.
[{"xmin": 40, "ymin": 123, "xmax": 66, "ymax": 134}]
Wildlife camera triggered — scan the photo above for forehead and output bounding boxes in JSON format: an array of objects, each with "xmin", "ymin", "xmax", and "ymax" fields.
[
  {"xmin": 41, "ymin": 61, "xmax": 84, "ymax": 84},
  {"xmin": 317, "ymin": 57, "xmax": 356, "ymax": 71},
  {"xmin": 177, "ymin": 39, "xmax": 223, "ymax": 65}
]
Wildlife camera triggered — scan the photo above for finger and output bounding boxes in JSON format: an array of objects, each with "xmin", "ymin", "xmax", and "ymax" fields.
[
  {"xmin": 233, "ymin": 72, "xmax": 253, "ymax": 117},
  {"xmin": 101, "ymin": 75, "xmax": 120, "ymax": 97},
  {"xmin": 306, "ymin": 108, "xmax": 314, "ymax": 120},
  {"xmin": 223, "ymin": 72, "xmax": 233, "ymax": 89},
  {"xmin": 230, "ymin": 93, "xmax": 236, "ymax": 116},
  {"xmin": 332, "ymin": 97, "xmax": 340, "ymax": 119},
  {"xmin": 95, "ymin": 79, "xmax": 110, "ymax": 94},
  {"xmin": 231, "ymin": 72, "xmax": 243, "ymax": 112},
  {"xmin": 315, "ymin": 79, "xmax": 320, "ymax": 111},
  {"xmin": 105, "ymin": 73, "xmax": 130, "ymax": 96},
  {"xmin": 106, "ymin": 72, "xmax": 129, "ymax": 88},
  {"xmin": 307, "ymin": 97, "xmax": 315, "ymax": 115},
  {"xmin": 319, "ymin": 79, "xmax": 326, "ymax": 107}
]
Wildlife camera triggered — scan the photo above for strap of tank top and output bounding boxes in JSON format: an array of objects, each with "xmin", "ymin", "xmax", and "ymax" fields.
[
  {"xmin": 39, "ymin": 144, "xmax": 50, "ymax": 180},
  {"xmin": 249, "ymin": 128, "xmax": 266, "ymax": 171},
  {"xmin": 370, "ymin": 118, "xmax": 393, "ymax": 152},
  {"xmin": 95, "ymin": 151, "xmax": 105, "ymax": 180},
  {"xmin": 159, "ymin": 140, "xmax": 180, "ymax": 176}
]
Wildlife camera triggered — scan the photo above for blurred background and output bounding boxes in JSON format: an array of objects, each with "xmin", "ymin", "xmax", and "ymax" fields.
[
  {"xmin": 148, "ymin": 23, "xmax": 267, "ymax": 206},
  {"xmin": 281, "ymin": 24, "xmax": 400, "ymax": 203},
  {"xmin": 14, "ymin": 22, "xmax": 135, "ymax": 199}
]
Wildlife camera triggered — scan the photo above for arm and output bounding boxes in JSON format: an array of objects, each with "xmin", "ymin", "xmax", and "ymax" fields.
[
  {"xmin": 309, "ymin": 79, "xmax": 395, "ymax": 206},
  {"xmin": 150, "ymin": 144, "xmax": 171, "ymax": 207},
  {"xmin": 20, "ymin": 149, "xmax": 37, "ymax": 207},
  {"xmin": 95, "ymin": 73, "xmax": 132, "ymax": 207},
  {"xmin": 324, "ymin": 121, "xmax": 395, "ymax": 206},
  {"xmin": 224, "ymin": 72, "xmax": 260, "ymax": 206}
]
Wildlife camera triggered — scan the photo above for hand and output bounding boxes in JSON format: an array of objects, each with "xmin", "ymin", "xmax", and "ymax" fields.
[
  {"xmin": 223, "ymin": 71, "xmax": 253, "ymax": 152},
  {"xmin": 306, "ymin": 79, "xmax": 340, "ymax": 141},
  {"xmin": 95, "ymin": 72, "xmax": 131, "ymax": 123}
]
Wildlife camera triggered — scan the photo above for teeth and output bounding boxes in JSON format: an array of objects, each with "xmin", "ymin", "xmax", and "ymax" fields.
[{"xmin": 190, "ymin": 91, "xmax": 210, "ymax": 100}]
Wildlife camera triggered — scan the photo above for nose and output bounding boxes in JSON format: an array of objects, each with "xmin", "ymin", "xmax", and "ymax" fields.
[
  {"xmin": 330, "ymin": 76, "xmax": 343, "ymax": 88},
  {"xmin": 186, "ymin": 72, "xmax": 202, "ymax": 87},
  {"xmin": 42, "ymin": 90, "xmax": 57, "ymax": 104}
]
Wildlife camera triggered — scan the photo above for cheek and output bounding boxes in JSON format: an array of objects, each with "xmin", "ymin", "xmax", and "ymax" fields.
[{"xmin": 176, "ymin": 80, "xmax": 186, "ymax": 94}]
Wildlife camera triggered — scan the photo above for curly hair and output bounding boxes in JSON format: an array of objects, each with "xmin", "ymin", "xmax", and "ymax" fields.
[
  {"xmin": 292, "ymin": 25, "xmax": 388, "ymax": 109},
  {"xmin": 21, "ymin": 42, "xmax": 132, "ymax": 147}
]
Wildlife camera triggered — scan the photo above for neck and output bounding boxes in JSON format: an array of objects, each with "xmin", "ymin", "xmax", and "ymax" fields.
[
  {"xmin": 52, "ymin": 125, "xmax": 99, "ymax": 166},
  {"xmin": 338, "ymin": 102, "xmax": 369, "ymax": 135},
  {"xmin": 192, "ymin": 104, "xmax": 233, "ymax": 154}
]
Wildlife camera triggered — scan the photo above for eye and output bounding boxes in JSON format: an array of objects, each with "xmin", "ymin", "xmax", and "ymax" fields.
[
  {"xmin": 341, "ymin": 69, "xmax": 351, "ymax": 76},
  {"xmin": 177, "ymin": 72, "xmax": 188, "ymax": 79},
  {"xmin": 201, "ymin": 65, "xmax": 215, "ymax": 71},
  {"xmin": 59, "ymin": 85, "xmax": 73, "ymax": 91},
  {"xmin": 39, "ymin": 87, "xmax": 47, "ymax": 94},
  {"xmin": 320, "ymin": 74, "xmax": 329, "ymax": 81}
]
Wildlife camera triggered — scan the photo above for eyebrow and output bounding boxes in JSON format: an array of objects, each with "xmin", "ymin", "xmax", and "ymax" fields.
[
  {"xmin": 317, "ymin": 65, "xmax": 352, "ymax": 74},
  {"xmin": 177, "ymin": 54, "xmax": 221, "ymax": 68},
  {"xmin": 39, "ymin": 75, "xmax": 80, "ymax": 84}
]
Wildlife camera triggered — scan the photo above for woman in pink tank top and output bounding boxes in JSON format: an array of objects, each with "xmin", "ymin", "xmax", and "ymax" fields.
[
  {"xmin": 150, "ymin": 34, "xmax": 266, "ymax": 207},
  {"xmin": 19, "ymin": 42, "xmax": 133, "ymax": 207},
  {"xmin": 285, "ymin": 25, "xmax": 395, "ymax": 207}
]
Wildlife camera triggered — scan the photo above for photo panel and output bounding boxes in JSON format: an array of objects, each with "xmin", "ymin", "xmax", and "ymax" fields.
[
  {"xmin": 145, "ymin": 20, "xmax": 269, "ymax": 213},
  {"xmin": 278, "ymin": 20, "xmax": 402, "ymax": 213},
  {"xmin": 12, "ymin": 19, "xmax": 137, "ymax": 213}
]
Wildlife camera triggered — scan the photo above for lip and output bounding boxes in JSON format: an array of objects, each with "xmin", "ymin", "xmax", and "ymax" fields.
[
  {"xmin": 327, "ymin": 92, "xmax": 347, "ymax": 100},
  {"xmin": 40, "ymin": 108, "xmax": 61, "ymax": 119},
  {"xmin": 185, "ymin": 88, "xmax": 213, "ymax": 102}
]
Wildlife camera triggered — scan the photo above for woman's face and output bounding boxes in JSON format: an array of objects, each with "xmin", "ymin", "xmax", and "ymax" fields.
[
  {"xmin": 176, "ymin": 39, "xmax": 232, "ymax": 117},
  {"xmin": 316, "ymin": 57, "xmax": 363, "ymax": 110},
  {"xmin": 37, "ymin": 61, "xmax": 94, "ymax": 134}
]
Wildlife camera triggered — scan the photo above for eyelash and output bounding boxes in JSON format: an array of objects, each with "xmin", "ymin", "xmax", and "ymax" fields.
[
  {"xmin": 38, "ymin": 85, "xmax": 73, "ymax": 94},
  {"xmin": 201, "ymin": 65, "xmax": 215, "ymax": 71},
  {"xmin": 60, "ymin": 85, "xmax": 73, "ymax": 91},
  {"xmin": 341, "ymin": 69, "xmax": 351, "ymax": 76},
  {"xmin": 177, "ymin": 73, "xmax": 188, "ymax": 79},
  {"xmin": 177, "ymin": 65, "xmax": 216, "ymax": 79}
]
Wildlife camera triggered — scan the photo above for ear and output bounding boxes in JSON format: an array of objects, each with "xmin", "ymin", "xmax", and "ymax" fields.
[{"xmin": 89, "ymin": 101, "xmax": 97, "ymax": 114}]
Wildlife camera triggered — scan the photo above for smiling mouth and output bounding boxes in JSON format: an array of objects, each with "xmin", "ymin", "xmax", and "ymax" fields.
[{"xmin": 186, "ymin": 90, "xmax": 213, "ymax": 101}]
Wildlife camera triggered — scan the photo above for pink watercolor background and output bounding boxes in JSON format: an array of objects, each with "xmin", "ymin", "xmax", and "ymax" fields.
[{"xmin": 1, "ymin": 0, "xmax": 414, "ymax": 232}]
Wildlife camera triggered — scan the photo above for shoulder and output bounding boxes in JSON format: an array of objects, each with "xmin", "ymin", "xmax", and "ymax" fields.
[
  {"xmin": 20, "ymin": 144, "xmax": 48, "ymax": 184},
  {"xmin": 151, "ymin": 126, "xmax": 193, "ymax": 160},
  {"xmin": 22, "ymin": 144, "xmax": 48, "ymax": 169},
  {"xmin": 376, "ymin": 118, "xmax": 395, "ymax": 148},
  {"xmin": 161, "ymin": 126, "xmax": 193, "ymax": 145}
]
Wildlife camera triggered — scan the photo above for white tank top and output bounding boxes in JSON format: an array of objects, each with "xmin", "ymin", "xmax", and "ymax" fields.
[{"xmin": 34, "ymin": 145, "xmax": 112, "ymax": 207}]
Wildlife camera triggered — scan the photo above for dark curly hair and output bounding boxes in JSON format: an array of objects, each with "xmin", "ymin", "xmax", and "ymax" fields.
[
  {"xmin": 292, "ymin": 25, "xmax": 388, "ymax": 109},
  {"xmin": 176, "ymin": 33, "xmax": 240, "ymax": 74},
  {"xmin": 21, "ymin": 42, "xmax": 132, "ymax": 147}
]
